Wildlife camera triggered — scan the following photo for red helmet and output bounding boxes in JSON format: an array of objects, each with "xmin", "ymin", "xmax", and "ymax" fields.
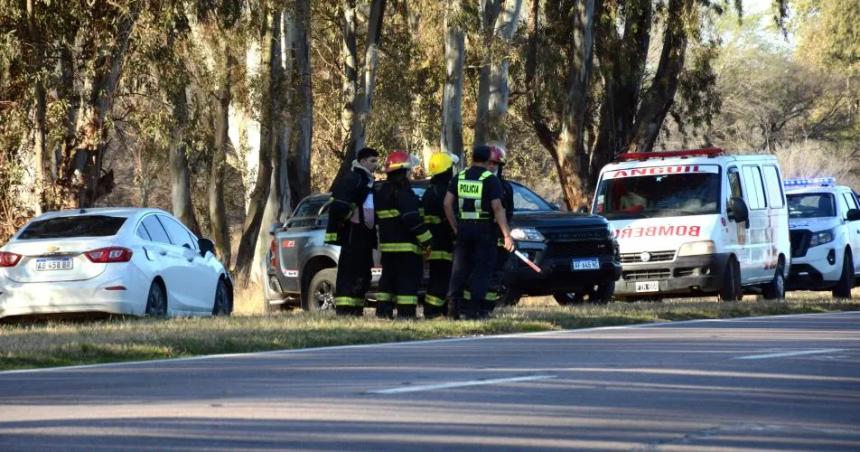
[
  {"xmin": 488, "ymin": 144, "xmax": 507, "ymax": 165},
  {"xmin": 384, "ymin": 150, "xmax": 417, "ymax": 173}
]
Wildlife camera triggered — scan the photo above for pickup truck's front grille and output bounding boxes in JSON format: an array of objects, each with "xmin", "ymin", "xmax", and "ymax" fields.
[
  {"xmin": 620, "ymin": 250, "xmax": 675, "ymax": 263},
  {"xmin": 547, "ymin": 240, "xmax": 612, "ymax": 257},
  {"xmin": 623, "ymin": 269, "xmax": 671, "ymax": 281},
  {"xmin": 790, "ymin": 230, "xmax": 811, "ymax": 258}
]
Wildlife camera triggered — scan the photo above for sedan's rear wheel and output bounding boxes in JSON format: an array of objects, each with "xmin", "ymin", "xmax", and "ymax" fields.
[
  {"xmin": 145, "ymin": 280, "xmax": 167, "ymax": 317},
  {"xmin": 212, "ymin": 278, "xmax": 232, "ymax": 316}
]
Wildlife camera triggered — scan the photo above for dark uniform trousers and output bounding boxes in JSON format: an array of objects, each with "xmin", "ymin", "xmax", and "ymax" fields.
[
  {"xmin": 334, "ymin": 223, "xmax": 374, "ymax": 314},
  {"xmin": 448, "ymin": 222, "xmax": 498, "ymax": 319},
  {"xmin": 376, "ymin": 250, "xmax": 423, "ymax": 319}
]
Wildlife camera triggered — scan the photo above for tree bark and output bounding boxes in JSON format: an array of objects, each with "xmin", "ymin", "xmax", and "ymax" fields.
[
  {"xmin": 235, "ymin": 5, "xmax": 281, "ymax": 284},
  {"xmin": 339, "ymin": 0, "xmax": 358, "ymax": 161},
  {"xmin": 441, "ymin": 0, "xmax": 465, "ymax": 162},
  {"xmin": 209, "ymin": 49, "xmax": 235, "ymax": 266},
  {"xmin": 168, "ymin": 84, "xmax": 201, "ymax": 235},
  {"xmin": 625, "ymin": 0, "xmax": 694, "ymax": 153},
  {"xmin": 288, "ymin": 0, "xmax": 313, "ymax": 209}
]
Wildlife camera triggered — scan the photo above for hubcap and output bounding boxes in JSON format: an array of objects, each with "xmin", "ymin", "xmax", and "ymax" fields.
[{"xmin": 315, "ymin": 281, "xmax": 335, "ymax": 310}]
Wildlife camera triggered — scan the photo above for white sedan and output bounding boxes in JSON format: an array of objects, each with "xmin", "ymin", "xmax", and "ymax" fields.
[{"xmin": 0, "ymin": 208, "xmax": 233, "ymax": 319}]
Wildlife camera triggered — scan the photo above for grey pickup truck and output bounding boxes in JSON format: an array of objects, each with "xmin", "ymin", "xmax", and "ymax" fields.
[{"xmin": 263, "ymin": 179, "xmax": 621, "ymax": 311}]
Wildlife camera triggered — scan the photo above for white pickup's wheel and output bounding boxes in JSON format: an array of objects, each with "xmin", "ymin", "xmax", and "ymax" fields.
[{"xmin": 833, "ymin": 250, "xmax": 854, "ymax": 299}]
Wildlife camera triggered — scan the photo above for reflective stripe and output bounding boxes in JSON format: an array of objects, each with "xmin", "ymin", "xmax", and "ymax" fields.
[
  {"xmin": 486, "ymin": 292, "xmax": 499, "ymax": 301},
  {"xmin": 376, "ymin": 292, "xmax": 393, "ymax": 302},
  {"xmin": 396, "ymin": 295, "xmax": 418, "ymax": 305},
  {"xmin": 419, "ymin": 208, "xmax": 426, "ymax": 216},
  {"xmin": 379, "ymin": 242, "xmax": 422, "ymax": 254},
  {"xmin": 335, "ymin": 296, "xmax": 364, "ymax": 307},
  {"xmin": 428, "ymin": 250, "xmax": 452, "ymax": 261},
  {"xmin": 325, "ymin": 233, "xmax": 338, "ymax": 242},
  {"xmin": 416, "ymin": 230, "xmax": 433, "ymax": 244},
  {"xmin": 458, "ymin": 170, "xmax": 493, "ymax": 220},
  {"xmin": 425, "ymin": 294, "xmax": 445, "ymax": 306},
  {"xmin": 464, "ymin": 290, "xmax": 471, "ymax": 300},
  {"xmin": 460, "ymin": 211, "xmax": 489, "ymax": 220},
  {"xmin": 377, "ymin": 209, "xmax": 399, "ymax": 219},
  {"xmin": 424, "ymin": 215, "xmax": 442, "ymax": 224}
]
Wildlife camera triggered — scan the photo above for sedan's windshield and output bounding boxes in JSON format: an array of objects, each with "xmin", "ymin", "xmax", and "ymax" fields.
[
  {"xmin": 594, "ymin": 165, "xmax": 721, "ymax": 219},
  {"xmin": 787, "ymin": 193, "xmax": 835, "ymax": 219}
]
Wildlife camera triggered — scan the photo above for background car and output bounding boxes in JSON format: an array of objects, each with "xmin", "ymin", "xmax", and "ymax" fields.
[{"xmin": 0, "ymin": 208, "xmax": 233, "ymax": 319}]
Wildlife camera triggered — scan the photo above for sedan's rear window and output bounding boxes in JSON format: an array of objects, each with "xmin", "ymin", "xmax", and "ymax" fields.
[{"xmin": 18, "ymin": 215, "xmax": 127, "ymax": 240}]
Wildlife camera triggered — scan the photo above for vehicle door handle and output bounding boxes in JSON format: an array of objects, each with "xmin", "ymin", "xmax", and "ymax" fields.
[{"xmin": 159, "ymin": 250, "xmax": 168, "ymax": 256}]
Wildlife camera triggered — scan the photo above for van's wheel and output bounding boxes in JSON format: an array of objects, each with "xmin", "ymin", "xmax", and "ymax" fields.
[
  {"xmin": 145, "ymin": 280, "xmax": 167, "ymax": 317},
  {"xmin": 762, "ymin": 258, "xmax": 786, "ymax": 300},
  {"xmin": 212, "ymin": 278, "xmax": 232, "ymax": 316},
  {"xmin": 305, "ymin": 268, "xmax": 338, "ymax": 312},
  {"xmin": 719, "ymin": 257, "xmax": 742, "ymax": 302},
  {"xmin": 833, "ymin": 250, "xmax": 854, "ymax": 299}
]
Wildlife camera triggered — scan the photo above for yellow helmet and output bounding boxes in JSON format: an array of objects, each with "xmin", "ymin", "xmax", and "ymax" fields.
[{"xmin": 428, "ymin": 152, "xmax": 458, "ymax": 176}]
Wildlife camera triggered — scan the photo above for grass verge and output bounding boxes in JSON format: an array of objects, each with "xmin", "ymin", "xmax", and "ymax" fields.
[{"xmin": 1, "ymin": 297, "xmax": 858, "ymax": 371}]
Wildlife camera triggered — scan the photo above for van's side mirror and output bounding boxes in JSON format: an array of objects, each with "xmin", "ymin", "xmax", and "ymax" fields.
[
  {"xmin": 728, "ymin": 197, "xmax": 749, "ymax": 224},
  {"xmin": 847, "ymin": 209, "xmax": 860, "ymax": 222},
  {"xmin": 198, "ymin": 238, "xmax": 216, "ymax": 257},
  {"xmin": 577, "ymin": 206, "xmax": 589, "ymax": 214}
]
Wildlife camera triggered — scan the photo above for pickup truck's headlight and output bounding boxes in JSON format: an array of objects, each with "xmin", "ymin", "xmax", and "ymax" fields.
[
  {"xmin": 809, "ymin": 229, "xmax": 835, "ymax": 247},
  {"xmin": 510, "ymin": 227, "xmax": 545, "ymax": 242},
  {"xmin": 678, "ymin": 240, "xmax": 715, "ymax": 257}
]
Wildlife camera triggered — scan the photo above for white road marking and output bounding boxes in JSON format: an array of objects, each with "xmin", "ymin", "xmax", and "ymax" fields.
[
  {"xmin": 370, "ymin": 375, "xmax": 556, "ymax": 394},
  {"xmin": 734, "ymin": 349, "xmax": 846, "ymax": 360}
]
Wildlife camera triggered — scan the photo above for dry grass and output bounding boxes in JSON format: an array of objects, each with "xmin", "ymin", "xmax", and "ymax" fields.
[{"xmin": 1, "ymin": 289, "xmax": 858, "ymax": 371}]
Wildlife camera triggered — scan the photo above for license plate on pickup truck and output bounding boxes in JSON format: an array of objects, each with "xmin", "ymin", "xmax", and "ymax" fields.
[
  {"xmin": 635, "ymin": 281, "xmax": 659, "ymax": 293},
  {"xmin": 572, "ymin": 258, "xmax": 600, "ymax": 271},
  {"xmin": 35, "ymin": 257, "xmax": 73, "ymax": 271}
]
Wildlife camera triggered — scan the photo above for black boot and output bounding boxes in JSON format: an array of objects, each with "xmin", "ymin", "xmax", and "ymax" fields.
[
  {"xmin": 396, "ymin": 304, "xmax": 416, "ymax": 319},
  {"xmin": 424, "ymin": 304, "xmax": 444, "ymax": 319},
  {"xmin": 352, "ymin": 306, "xmax": 364, "ymax": 317},
  {"xmin": 479, "ymin": 300, "xmax": 495, "ymax": 319},
  {"xmin": 376, "ymin": 301, "xmax": 394, "ymax": 319},
  {"xmin": 448, "ymin": 298, "xmax": 462, "ymax": 320},
  {"xmin": 336, "ymin": 306, "xmax": 353, "ymax": 317}
]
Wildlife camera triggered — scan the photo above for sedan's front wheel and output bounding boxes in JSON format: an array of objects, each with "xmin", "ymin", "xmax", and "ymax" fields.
[
  {"xmin": 212, "ymin": 278, "xmax": 232, "ymax": 316},
  {"xmin": 145, "ymin": 280, "xmax": 167, "ymax": 317}
]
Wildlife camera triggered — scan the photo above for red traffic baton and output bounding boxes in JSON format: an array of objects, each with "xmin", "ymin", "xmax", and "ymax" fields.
[{"xmin": 513, "ymin": 250, "xmax": 542, "ymax": 273}]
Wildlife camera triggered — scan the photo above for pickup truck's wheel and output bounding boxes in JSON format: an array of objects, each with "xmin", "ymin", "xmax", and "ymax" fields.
[
  {"xmin": 555, "ymin": 283, "xmax": 614, "ymax": 306},
  {"xmin": 305, "ymin": 268, "xmax": 338, "ymax": 312},
  {"xmin": 718, "ymin": 257, "xmax": 742, "ymax": 302},
  {"xmin": 497, "ymin": 287, "xmax": 521, "ymax": 306},
  {"xmin": 761, "ymin": 258, "xmax": 786, "ymax": 301},
  {"xmin": 833, "ymin": 250, "xmax": 854, "ymax": 299}
]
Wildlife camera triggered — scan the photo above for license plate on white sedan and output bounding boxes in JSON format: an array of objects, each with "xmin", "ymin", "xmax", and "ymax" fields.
[
  {"xmin": 635, "ymin": 281, "xmax": 660, "ymax": 293},
  {"xmin": 35, "ymin": 257, "xmax": 73, "ymax": 271},
  {"xmin": 572, "ymin": 258, "xmax": 600, "ymax": 271}
]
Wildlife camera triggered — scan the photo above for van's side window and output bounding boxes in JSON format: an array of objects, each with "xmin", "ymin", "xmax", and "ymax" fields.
[
  {"xmin": 728, "ymin": 167, "xmax": 744, "ymax": 201},
  {"xmin": 742, "ymin": 166, "xmax": 767, "ymax": 210},
  {"xmin": 762, "ymin": 165, "xmax": 785, "ymax": 208}
]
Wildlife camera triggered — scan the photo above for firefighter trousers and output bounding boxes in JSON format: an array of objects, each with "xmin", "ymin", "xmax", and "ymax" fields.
[
  {"xmin": 425, "ymin": 256, "xmax": 452, "ymax": 318},
  {"xmin": 376, "ymin": 251, "xmax": 423, "ymax": 319},
  {"xmin": 334, "ymin": 224, "xmax": 374, "ymax": 316},
  {"xmin": 448, "ymin": 222, "xmax": 498, "ymax": 320}
]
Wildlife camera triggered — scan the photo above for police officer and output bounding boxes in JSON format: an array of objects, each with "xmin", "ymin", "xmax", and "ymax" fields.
[
  {"xmin": 374, "ymin": 151, "xmax": 433, "ymax": 319},
  {"xmin": 421, "ymin": 152, "xmax": 459, "ymax": 319},
  {"xmin": 325, "ymin": 147, "xmax": 379, "ymax": 316},
  {"xmin": 485, "ymin": 145, "xmax": 514, "ymax": 317},
  {"xmin": 444, "ymin": 145, "xmax": 514, "ymax": 320}
]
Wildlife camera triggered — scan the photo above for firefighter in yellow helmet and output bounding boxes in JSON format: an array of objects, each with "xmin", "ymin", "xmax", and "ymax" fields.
[
  {"xmin": 421, "ymin": 152, "xmax": 460, "ymax": 318},
  {"xmin": 373, "ymin": 151, "xmax": 433, "ymax": 319}
]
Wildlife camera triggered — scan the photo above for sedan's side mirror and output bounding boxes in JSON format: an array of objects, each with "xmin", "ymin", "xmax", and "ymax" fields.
[
  {"xmin": 198, "ymin": 238, "xmax": 216, "ymax": 257},
  {"xmin": 728, "ymin": 197, "xmax": 750, "ymax": 225},
  {"xmin": 847, "ymin": 209, "xmax": 860, "ymax": 222}
]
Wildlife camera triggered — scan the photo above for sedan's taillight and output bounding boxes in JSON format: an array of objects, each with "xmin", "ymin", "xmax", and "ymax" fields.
[
  {"xmin": 0, "ymin": 252, "xmax": 22, "ymax": 267},
  {"xmin": 85, "ymin": 247, "xmax": 133, "ymax": 263}
]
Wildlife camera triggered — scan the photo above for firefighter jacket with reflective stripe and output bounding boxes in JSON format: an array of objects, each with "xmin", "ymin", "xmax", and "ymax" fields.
[
  {"xmin": 457, "ymin": 169, "xmax": 494, "ymax": 220},
  {"xmin": 374, "ymin": 181, "xmax": 432, "ymax": 253},
  {"xmin": 421, "ymin": 173, "xmax": 455, "ymax": 261},
  {"xmin": 325, "ymin": 164, "xmax": 374, "ymax": 245}
]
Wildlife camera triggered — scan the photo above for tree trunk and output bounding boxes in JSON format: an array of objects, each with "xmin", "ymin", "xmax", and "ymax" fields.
[
  {"xmin": 625, "ymin": 0, "xmax": 694, "ymax": 154},
  {"xmin": 339, "ymin": 0, "xmax": 358, "ymax": 164},
  {"xmin": 168, "ymin": 84, "xmax": 201, "ymax": 235},
  {"xmin": 441, "ymin": 0, "xmax": 465, "ymax": 161},
  {"xmin": 552, "ymin": 0, "xmax": 596, "ymax": 210},
  {"xmin": 235, "ymin": 6, "xmax": 281, "ymax": 284},
  {"xmin": 288, "ymin": 0, "xmax": 313, "ymax": 209},
  {"xmin": 209, "ymin": 50, "xmax": 235, "ymax": 266}
]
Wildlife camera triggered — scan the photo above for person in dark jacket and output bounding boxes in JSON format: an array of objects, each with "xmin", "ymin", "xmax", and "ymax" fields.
[
  {"xmin": 485, "ymin": 145, "xmax": 514, "ymax": 317},
  {"xmin": 325, "ymin": 147, "xmax": 379, "ymax": 316},
  {"xmin": 421, "ymin": 152, "xmax": 459, "ymax": 318},
  {"xmin": 374, "ymin": 151, "xmax": 433, "ymax": 319}
]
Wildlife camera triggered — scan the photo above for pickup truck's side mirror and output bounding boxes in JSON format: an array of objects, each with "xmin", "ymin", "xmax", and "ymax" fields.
[
  {"xmin": 847, "ymin": 209, "xmax": 860, "ymax": 222},
  {"xmin": 198, "ymin": 238, "xmax": 216, "ymax": 257},
  {"xmin": 728, "ymin": 197, "xmax": 749, "ymax": 225},
  {"xmin": 268, "ymin": 222, "xmax": 281, "ymax": 235}
]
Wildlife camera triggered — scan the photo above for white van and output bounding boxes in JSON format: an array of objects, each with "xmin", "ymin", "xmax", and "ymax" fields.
[{"xmin": 591, "ymin": 148, "xmax": 791, "ymax": 301}]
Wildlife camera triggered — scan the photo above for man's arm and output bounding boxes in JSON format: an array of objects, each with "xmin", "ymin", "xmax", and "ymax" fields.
[
  {"xmin": 443, "ymin": 192, "xmax": 457, "ymax": 235},
  {"xmin": 492, "ymin": 199, "xmax": 514, "ymax": 251}
]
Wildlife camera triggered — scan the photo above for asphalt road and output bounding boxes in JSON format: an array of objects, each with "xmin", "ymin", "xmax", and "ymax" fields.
[{"xmin": 1, "ymin": 311, "xmax": 859, "ymax": 451}]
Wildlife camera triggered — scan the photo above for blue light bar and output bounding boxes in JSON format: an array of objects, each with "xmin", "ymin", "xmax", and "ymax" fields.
[{"xmin": 784, "ymin": 177, "xmax": 837, "ymax": 188}]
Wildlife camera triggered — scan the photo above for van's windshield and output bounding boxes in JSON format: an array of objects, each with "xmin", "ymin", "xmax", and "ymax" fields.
[{"xmin": 594, "ymin": 165, "xmax": 721, "ymax": 220}]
